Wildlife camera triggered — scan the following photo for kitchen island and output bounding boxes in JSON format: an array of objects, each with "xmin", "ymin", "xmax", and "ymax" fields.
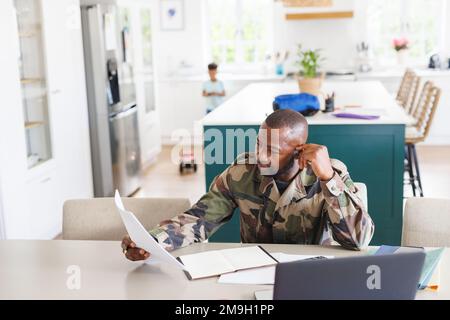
[{"xmin": 201, "ymin": 81, "xmax": 413, "ymax": 245}]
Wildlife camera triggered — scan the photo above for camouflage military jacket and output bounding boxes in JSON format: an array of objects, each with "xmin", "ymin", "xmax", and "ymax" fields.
[{"xmin": 149, "ymin": 152, "xmax": 375, "ymax": 251}]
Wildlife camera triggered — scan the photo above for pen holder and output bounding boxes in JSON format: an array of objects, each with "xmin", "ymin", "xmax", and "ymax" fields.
[{"xmin": 324, "ymin": 95, "xmax": 335, "ymax": 113}]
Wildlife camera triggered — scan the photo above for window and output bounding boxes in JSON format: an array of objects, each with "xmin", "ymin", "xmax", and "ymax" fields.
[
  {"xmin": 367, "ymin": 0, "xmax": 446, "ymax": 66},
  {"xmin": 206, "ymin": 0, "xmax": 273, "ymax": 70}
]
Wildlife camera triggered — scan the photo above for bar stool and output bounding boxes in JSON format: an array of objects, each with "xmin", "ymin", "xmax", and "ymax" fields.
[
  {"xmin": 404, "ymin": 81, "xmax": 441, "ymax": 197},
  {"xmin": 396, "ymin": 69, "xmax": 421, "ymax": 116}
]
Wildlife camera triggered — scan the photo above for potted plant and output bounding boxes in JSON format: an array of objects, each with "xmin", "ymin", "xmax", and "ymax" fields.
[
  {"xmin": 393, "ymin": 37, "xmax": 409, "ymax": 65},
  {"xmin": 296, "ymin": 45, "xmax": 324, "ymax": 96}
]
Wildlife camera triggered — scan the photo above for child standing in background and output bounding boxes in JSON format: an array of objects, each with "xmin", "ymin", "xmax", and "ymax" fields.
[{"xmin": 202, "ymin": 63, "xmax": 226, "ymax": 114}]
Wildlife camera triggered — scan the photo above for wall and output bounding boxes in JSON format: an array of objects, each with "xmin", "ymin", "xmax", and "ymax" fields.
[
  {"xmin": 153, "ymin": 0, "xmax": 206, "ymax": 78},
  {"xmin": 152, "ymin": 0, "xmax": 206, "ymax": 143},
  {"xmin": 273, "ymin": 0, "xmax": 363, "ymax": 72}
]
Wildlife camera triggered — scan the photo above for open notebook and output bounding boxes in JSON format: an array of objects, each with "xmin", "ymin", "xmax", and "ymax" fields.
[
  {"xmin": 114, "ymin": 190, "xmax": 277, "ymax": 280},
  {"xmin": 177, "ymin": 246, "xmax": 278, "ymax": 280}
]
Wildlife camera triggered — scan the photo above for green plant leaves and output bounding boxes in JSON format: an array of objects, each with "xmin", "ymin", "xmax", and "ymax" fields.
[{"xmin": 295, "ymin": 45, "xmax": 323, "ymax": 78}]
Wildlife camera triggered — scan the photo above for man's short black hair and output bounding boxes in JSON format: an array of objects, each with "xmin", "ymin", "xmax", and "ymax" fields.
[
  {"xmin": 208, "ymin": 63, "xmax": 218, "ymax": 70},
  {"xmin": 265, "ymin": 109, "xmax": 308, "ymax": 131}
]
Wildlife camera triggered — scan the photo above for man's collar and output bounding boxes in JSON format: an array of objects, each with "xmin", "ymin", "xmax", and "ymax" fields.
[
  {"xmin": 255, "ymin": 166, "xmax": 317, "ymax": 208},
  {"xmin": 257, "ymin": 174, "xmax": 280, "ymax": 203},
  {"xmin": 275, "ymin": 171, "xmax": 307, "ymax": 209}
]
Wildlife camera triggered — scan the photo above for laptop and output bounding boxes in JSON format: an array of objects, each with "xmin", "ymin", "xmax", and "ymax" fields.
[{"xmin": 255, "ymin": 251, "xmax": 426, "ymax": 300}]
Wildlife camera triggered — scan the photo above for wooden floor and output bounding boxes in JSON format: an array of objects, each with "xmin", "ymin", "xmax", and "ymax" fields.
[
  {"xmin": 407, "ymin": 145, "xmax": 450, "ymax": 199},
  {"xmin": 134, "ymin": 146, "xmax": 206, "ymax": 204},
  {"xmin": 138, "ymin": 145, "xmax": 450, "ymax": 205}
]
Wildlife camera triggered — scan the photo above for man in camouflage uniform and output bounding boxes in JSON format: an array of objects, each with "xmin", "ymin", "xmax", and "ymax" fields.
[{"xmin": 122, "ymin": 110, "xmax": 375, "ymax": 261}]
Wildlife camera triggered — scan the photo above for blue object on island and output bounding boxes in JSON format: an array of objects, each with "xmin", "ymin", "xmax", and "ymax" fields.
[
  {"xmin": 273, "ymin": 93, "xmax": 320, "ymax": 117},
  {"xmin": 333, "ymin": 112, "xmax": 380, "ymax": 120}
]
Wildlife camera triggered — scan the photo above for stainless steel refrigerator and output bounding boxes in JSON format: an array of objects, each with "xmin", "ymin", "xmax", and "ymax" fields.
[{"xmin": 81, "ymin": 2, "xmax": 141, "ymax": 197}]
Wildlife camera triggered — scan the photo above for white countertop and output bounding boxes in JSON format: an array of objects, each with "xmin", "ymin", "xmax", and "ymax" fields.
[{"xmin": 202, "ymin": 81, "xmax": 414, "ymax": 126}]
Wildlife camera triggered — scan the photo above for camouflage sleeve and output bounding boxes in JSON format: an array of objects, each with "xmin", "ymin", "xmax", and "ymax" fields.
[
  {"xmin": 148, "ymin": 166, "xmax": 237, "ymax": 251},
  {"xmin": 320, "ymin": 159, "xmax": 375, "ymax": 250}
]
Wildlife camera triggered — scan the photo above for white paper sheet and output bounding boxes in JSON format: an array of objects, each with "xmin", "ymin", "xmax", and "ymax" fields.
[
  {"xmin": 114, "ymin": 190, "xmax": 186, "ymax": 270},
  {"xmin": 178, "ymin": 250, "xmax": 236, "ymax": 280},
  {"xmin": 219, "ymin": 266, "xmax": 277, "ymax": 285},
  {"xmin": 221, "ymin": 246, "xmax": 278, "ymax": 270},
  {"xmin": 218, "ymin": 253, "xmax": 334, "ymax": 285}
]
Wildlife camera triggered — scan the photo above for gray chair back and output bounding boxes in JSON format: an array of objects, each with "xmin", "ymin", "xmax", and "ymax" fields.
[
  {"xmin": 63, "ymin": 197, "xmax": 191, "ymax": 240},
  {"xmin": 402, "ymin": 197, "xmax": 450, "ymax": 247}
]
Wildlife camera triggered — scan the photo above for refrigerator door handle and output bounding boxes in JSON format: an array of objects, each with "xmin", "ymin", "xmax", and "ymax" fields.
[{"xmin": 109, "ymin": 104, "xmax": 137, "ymax": 120}]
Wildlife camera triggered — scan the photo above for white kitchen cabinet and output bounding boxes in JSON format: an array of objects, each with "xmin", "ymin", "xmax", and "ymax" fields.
[
  {"xmin": 0, "ymin": 0, "xmax": 93, "ymax": 239},
  {"xmin": 42, "ymin": 0, "xmax": 93, "ymax": 202},
  {"xmin": 24, "ymin": 171, "xmax": 59, "ymax": 239}
]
